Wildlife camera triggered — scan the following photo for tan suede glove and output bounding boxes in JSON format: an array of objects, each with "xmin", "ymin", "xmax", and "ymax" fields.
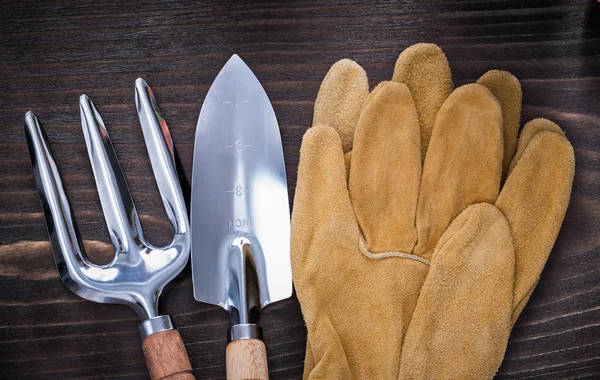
[{"xmin": 291, "ymin": 43, "xmax": 575, "ymax": 379}]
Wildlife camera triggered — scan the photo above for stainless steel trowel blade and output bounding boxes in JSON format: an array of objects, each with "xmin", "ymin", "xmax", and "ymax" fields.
[{"xmin": 191, "ymin": 55, "xmax": 292, "ymax": 317}]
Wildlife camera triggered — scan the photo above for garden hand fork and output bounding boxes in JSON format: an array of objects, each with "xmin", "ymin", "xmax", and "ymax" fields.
[{"xmin": 24, "ymin": 79, "xmax": 195, "ymax": 380}]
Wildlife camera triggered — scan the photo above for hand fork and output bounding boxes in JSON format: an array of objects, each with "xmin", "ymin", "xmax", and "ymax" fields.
[{"xmin": 24, "ymin": 79, "xmax": 195, "ymax": 380}]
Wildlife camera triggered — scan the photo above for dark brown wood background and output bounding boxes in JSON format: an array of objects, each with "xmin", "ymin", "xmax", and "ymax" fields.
[{"xmin": 1, "ymin": 1, "xmax": 599, "ymax": 379}]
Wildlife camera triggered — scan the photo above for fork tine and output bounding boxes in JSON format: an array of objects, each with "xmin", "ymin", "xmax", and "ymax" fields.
[
  {"xmin": 24, "ymin": 111, "xmax": 91, "ymax": 287},
  {"xmin": 134, "ymin": 78, "xmax": 189, "ymax": 242},
  {"xmin": 79, "ymin": 95, "xmax": 142, "ymax": 253}
]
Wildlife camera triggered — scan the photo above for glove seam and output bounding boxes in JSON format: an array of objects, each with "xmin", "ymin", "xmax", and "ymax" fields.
[{"xmin": 358, "ymin": 235, "xmax": 430, "ymax": 266}]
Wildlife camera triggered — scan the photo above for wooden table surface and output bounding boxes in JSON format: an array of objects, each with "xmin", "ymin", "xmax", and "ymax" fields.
[{"xmin": 1, "ymin": 1, "xmax": 599, "ymax": 379}]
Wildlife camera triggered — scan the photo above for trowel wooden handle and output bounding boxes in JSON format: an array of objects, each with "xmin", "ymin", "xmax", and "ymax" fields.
[
  {"xmin": 226, "ymin": 339, "xmax": 269, "ymax": 380},
  {"xmin": 142, "ymin": 329, "xmax": 195, "ymax": 380}
]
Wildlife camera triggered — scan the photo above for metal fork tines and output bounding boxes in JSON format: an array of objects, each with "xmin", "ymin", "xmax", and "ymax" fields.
[{"xmin": 24, "ymin": 79, "xmax": 190, "ymax": 333}]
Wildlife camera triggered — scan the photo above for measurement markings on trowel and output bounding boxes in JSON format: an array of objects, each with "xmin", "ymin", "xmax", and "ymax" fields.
[
  {"xmin": 226, "ymin": 186, "xmax": 252, "ymax": 196},
  {"xmin": 223, "ymin": 139, "xmax": 251, "ymax": 152},
  {"xmin": 221, "ymin": 97, "xmax": 250, "ymax": 107},
  {"xmin": 228, "ymin": 218, "xmax": 251, "ymax": 229},
  {"xmin": 226, "ymin": 185, "xmax": 252, "ymax": 229}
]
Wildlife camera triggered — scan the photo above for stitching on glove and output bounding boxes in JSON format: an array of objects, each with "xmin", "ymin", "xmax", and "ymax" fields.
[{"xmin": 358, "ymin": 235, "xmax": 431, "ymax": 266}]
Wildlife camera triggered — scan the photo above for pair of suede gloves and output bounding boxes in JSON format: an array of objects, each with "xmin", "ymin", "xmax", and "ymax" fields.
[{"xmin": 290, "ymin": 43, "xmax": 575, "ymax": 379}]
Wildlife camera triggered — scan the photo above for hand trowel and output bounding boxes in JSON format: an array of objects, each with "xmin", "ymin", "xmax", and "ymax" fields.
[{"xmin": 191, "ymin": 55, "xmax": 292, "ymax": 380}]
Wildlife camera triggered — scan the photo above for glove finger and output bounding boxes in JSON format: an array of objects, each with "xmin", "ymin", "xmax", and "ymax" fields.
[
  {"xmin": 348, "ymin": 81, "xmax": 421, "ymax": 253},
  {"xmin": 477, "ymin": 70, "xmax": 522, "ymax": 178},
  {"xmin": 291, "ymin": 125, "xmax": 358, "ymax": 289},
  {"xmin": 506, "ymin": 117, "xmax": 564, "ymax": 177},
  {"xmin": 415, "ymin": 84, "xmax": 503, "ymax": 260},
  {"xmin": 399, "ymin": 203, "xmax": 514, "ymax": 379},
  {"xmin": 495, "ymin": 119, "xmax": 574, "ymax": 322},
  {"xmin": 393, "ymin": 43, "xmax": 453, "ymax": 160},
  {"xmin": 312, "ymin": 59, "xmax": 369, "ymax": 153},
  {"xmin": 304, "ymin": 317, "xmax": 352, "ymax": 380}
]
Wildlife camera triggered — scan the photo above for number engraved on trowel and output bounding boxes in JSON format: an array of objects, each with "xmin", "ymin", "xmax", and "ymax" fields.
[
  {"xmin": 229, "ymin": 218, "xmax": 251, "ymax": 228},
  {"xmin": 226, "ymin": 186, "xmax": 253, "ymax": 195},
  {"xmin": 224, "ymin": 139, "xmax": 251, "ymax": 152}
]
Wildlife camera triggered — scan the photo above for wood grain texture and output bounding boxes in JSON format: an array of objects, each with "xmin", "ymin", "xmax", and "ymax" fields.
[
  {"xmin": 142, "ymin": 330, "xmax": 195, "ymax": 380},
  {"xmin": 0, "ymin": 0, "xmax": 598, "ymax": 379},
  {"xmin": 226, "ymin": 339, "xmax": 269, "ymax": 380}
]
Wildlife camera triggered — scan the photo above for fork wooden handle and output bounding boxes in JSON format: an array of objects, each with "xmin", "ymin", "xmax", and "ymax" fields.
[
  {"xmin": 226, "ymin": 339, "xmax": 269, "ymax": 380},
  {"xmin": 142, "ymin": 329, "xmax": 195, "ymax": 380}
]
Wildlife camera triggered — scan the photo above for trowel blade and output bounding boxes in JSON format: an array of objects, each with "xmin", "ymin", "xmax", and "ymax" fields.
[{"xmin": 190, "ymin": 55, "xmax": 292, "ymax": 318}]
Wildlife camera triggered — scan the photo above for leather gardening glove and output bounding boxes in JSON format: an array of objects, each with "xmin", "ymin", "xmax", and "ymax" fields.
[
  {"xmin": 291, "ymin": 43, "xmax": 575, "ymax": 379},
  {"xmin": 397, "ymin": 71, "xmax": 575, "ymax": 379}
]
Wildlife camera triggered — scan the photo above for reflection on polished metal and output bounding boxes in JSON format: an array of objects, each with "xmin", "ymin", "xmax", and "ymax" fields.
[
  {"xmin": 139, "ymin": 315, "xmax": 175, "ymax": 340},
  {"xmin": 191, "ymin": 54, "xmax": 292, "ymax": 341},
  {"xmin": 24, "ymin": 78, "xmax": 190, "ymax": 337},
  {"xmin": 229, "ymin": 324, "xmax": 263, "ymax": 342}
]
